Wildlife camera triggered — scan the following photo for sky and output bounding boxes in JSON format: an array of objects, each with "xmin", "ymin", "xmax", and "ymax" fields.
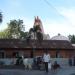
[{"xmin": 0, "ymin": 0, "xmax": 75, "ymax": 37}]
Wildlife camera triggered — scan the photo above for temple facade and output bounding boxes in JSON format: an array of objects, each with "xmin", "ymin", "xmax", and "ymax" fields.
[{"xmin": 0, "ymin": 38, "xmax": 74, "ymax": 58}]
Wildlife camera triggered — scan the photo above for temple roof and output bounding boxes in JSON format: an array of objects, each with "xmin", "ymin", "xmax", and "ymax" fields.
[{"xmin": 0, "ymin": 39, "xmax": 73, "ymax": 50}]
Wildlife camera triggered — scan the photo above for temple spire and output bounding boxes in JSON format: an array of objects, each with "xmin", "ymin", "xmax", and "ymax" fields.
[{"xmin": 34, "ymin": 16, "xmax": 44, "ymax": 34}]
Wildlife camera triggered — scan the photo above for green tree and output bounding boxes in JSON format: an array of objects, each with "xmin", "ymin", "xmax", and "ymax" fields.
[
  {"xmin": 0, "ymin": 29, "xmax": 9, "ymax": 38},
  {"xmin": 0, "ymin": 31, "xmax": 6, "ymax": 38},
  {"xmin": 20, "ymin": 31, "xmax": 28, "ymax": 39},
  {"xmin": 68, "ymin": 35, "xmax": 75, "ymax": 43},
  {"xmin": 0, "ymin": 19, "xmax": 28, "ymax": 39},
  {"xmin": 7, "ymin": 19, "xmax": 26, "ymax": 39}
]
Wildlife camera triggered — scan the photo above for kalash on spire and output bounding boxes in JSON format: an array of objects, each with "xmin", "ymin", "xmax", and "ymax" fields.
[{"xmin": 34, "ymin": 16, "xmax": 44, "ymax": 34}]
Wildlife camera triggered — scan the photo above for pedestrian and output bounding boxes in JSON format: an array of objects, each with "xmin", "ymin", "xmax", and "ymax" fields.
[{"xmin": 43, "ymin": 51, "xmax": 50, "ymax": 72}]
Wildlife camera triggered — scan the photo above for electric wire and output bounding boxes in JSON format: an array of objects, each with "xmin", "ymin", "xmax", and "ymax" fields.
[{"xmin": 43, "ymin": 0, "xmax": 74, "ymax": 27}]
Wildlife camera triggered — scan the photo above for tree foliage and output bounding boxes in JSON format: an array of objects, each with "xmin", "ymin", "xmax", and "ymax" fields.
[
  {"xmin": 0, "ymin": 19, "xmax": 28, "ymax": 39},
  {"xmin": 68, "ymin": 35, "xmax": 75, "ymax": 43},
  {"xmin": 7, "ymin": 19, "xmax": 26, "ymax": 39},
  {"xmin": 0, "ymin": 29, "xmax": 10, "ymax": 38}
]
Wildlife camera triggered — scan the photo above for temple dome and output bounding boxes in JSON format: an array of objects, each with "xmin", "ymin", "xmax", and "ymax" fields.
[{"xmin": 51, "ymin": 34, "xmax": 70, "ymax": 41}]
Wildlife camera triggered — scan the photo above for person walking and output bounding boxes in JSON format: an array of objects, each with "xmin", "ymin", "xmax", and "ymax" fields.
[{"xmin": 43, "ymin": 51, "xmax": 50, "ymax": 72}]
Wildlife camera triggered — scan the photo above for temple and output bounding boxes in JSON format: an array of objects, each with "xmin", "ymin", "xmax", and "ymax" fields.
[{"xmin": 0, "ymin": 17, "xmax": 74, "ymax": 59}]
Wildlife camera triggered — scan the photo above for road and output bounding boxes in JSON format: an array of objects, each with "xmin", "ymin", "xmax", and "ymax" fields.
[{"xmin": 0, "ymin": 66, "xmax": 75, "ymax": 75}]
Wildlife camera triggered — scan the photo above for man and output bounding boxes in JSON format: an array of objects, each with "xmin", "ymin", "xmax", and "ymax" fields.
[{"xmin": 43, "ymin": 51, "xmax": 50, "ymax": 72}]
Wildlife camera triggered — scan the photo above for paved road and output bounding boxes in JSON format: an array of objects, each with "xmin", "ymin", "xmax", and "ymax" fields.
[{"xmin": 0, "ymin": 66, "xmax": 75, "ymax": 75}]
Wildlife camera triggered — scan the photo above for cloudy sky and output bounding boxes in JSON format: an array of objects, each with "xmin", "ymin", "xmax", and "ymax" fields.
[{"xmin": 0, "ymin": 0, "xmax": 75, "ymax": 37}]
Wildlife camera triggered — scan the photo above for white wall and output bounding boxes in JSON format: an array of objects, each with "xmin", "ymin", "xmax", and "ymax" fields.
[
  {"xmin": 0, "ymin": 58, "xmax": 17, "ymax": 65},
  {"xmin": 0, "ymin": 58, "xmax": 71, "ymax": 66}
]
